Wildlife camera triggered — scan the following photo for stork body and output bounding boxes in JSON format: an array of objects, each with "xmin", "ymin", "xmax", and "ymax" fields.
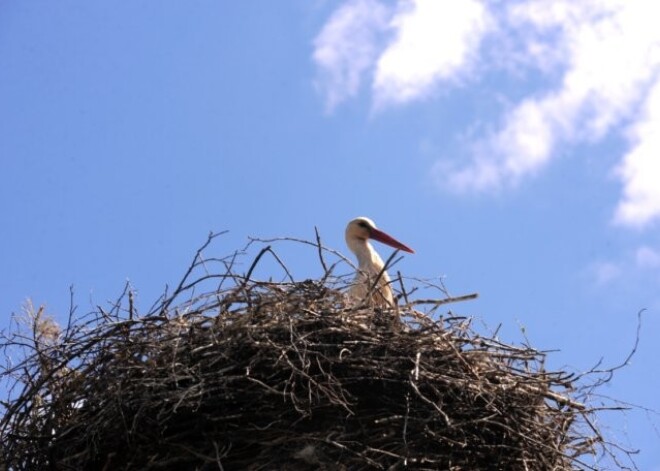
[{"xmin": 345, "ymin": 217, "xmax": 414, "ymax": 308}]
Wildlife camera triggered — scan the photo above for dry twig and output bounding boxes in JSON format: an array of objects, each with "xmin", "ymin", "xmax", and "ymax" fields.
[{"xmin": 0, "ymin": 233, "xmax": 638, "ymax": 470}]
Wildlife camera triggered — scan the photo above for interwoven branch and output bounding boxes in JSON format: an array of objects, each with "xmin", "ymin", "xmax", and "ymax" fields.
[{"xmin": 0, "ymin": 235, "xmax": 637, "ymax": 470}]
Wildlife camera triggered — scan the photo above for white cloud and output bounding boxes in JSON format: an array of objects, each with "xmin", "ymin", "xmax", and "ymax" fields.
[
  {"xmin": 444, "ymin": 97, "xmax": 557, "ymax": 192},
  {"xmin": 614, "ymin": 80, "xmax": 660, "ymax": 227},
  {"xmin": 372, "ymin": 0, "xmax": 491, "ymax": 109},
  {"xmin": 312, "ymin": 0, "xmax": 390, "ymax": 111},
  {"xmin": 450, "ymin": 0, "xmax": 660, "ymax": 195},
  {"xmin": 313, "ymin": 0, "xmax": 660, "ymax": 228},
  {"xmin": 313, "ymin": 0, "xmax": 491, "ymax": 111}
]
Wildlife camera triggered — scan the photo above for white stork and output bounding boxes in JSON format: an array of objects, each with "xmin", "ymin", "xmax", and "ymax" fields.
[{"xmin": 345, "ymin": 216, "xmax": 414, "ymax": 308}]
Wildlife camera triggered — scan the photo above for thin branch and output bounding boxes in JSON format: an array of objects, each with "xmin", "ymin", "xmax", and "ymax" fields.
[
  {"xmin": 406, "ymin": 293, "xmax": 479, "ymax": 307},
  {"xmin": 314, "ymin": 226, "xmax": 328, "ymax": 275}
]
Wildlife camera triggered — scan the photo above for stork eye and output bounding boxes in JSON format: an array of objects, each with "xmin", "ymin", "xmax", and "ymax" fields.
[{"xmin": 358, "ymin": 221, "xmax": 370, "ymax": 230}]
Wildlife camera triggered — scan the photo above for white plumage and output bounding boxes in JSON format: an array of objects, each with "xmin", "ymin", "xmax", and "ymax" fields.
[{"xmin": 345, "ymin": 217, "xmax": 414, "ymax": 308}]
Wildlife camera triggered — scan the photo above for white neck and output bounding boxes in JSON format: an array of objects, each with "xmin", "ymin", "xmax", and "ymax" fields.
[{"xmin": 347, "ymin": 237, "xmax": 385, "ymax": 274}]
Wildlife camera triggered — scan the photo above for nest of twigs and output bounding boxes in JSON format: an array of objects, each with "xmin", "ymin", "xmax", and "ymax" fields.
[{"xmin": 0, "ymin": 235, "xmax": 627, "ymax": 470}]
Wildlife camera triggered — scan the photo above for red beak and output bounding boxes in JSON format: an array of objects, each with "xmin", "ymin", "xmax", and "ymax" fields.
[{"xmin": 370, "ymin": 228, "xmax": 415, "ymax": 254}]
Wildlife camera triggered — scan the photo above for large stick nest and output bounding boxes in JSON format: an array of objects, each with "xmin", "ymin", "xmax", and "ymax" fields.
[{"xmin": 0, "ymin": 235, "xmax": 630, "ymax": 470}]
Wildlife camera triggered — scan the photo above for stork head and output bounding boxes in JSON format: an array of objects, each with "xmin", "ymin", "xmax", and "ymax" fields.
[{"xmin": 345, "ymin": 217, "xmax": 415, "ymax": 254}]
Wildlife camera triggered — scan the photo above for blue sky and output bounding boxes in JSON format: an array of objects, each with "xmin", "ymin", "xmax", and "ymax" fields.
[{"xmin": 2, "ymin": 0, "xmax": 659, "ymax": 467}]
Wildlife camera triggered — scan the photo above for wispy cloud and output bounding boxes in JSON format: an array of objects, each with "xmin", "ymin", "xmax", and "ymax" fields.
[
  {"xmin": 372, "ymin": 0, "xmax": 491, "ymax": 109},
  {"xmin": 443, "ymin": 98, "xmax": 557, "ymax": 192},
  {"xmin": 614, "ymin": 80, "xmax": 660, "ymax": 228},
  {"xmin": 589, "ymin": 260, "xmax": 623, "ymax": 286},
  {"xmin": 312, "ymin": 0, "xmax": 660, "ymax": 228},
  {"xmin": 451, "ymin": 1, "xmax": 660, "ymax": 200},
  {"xmin": 635, "ymin": 245, "xmax": 660, "ymax": 269},
  {"xmin": 312, "ymin": 0, "xmax": 389, "ymax": 112},
  {"xmin": 583, "ymin": 245, "xmax": 660, "ymax": 318},
  {"xmin": 586, "ymin": 244, "xmax": 660, "ymax": 287},
  {"xmin": 313, "ymin": 0, "xmax": 490, "ymax": 112}
]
